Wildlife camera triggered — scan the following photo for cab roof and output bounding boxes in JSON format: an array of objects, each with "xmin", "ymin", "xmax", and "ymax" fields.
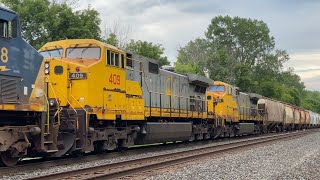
[
  {"xmin": 0, "ymin": 6, "xmax": 17, "ymax": 15},
  {"xmin": 39, "ymin": 39, "xmax": 123, "ymax": 52},
  {"xmin": 214, "ymin": 81, "xmax": 231, "ymax": 86}
]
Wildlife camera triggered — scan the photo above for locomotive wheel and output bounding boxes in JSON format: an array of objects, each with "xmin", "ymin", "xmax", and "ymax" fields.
[{"xmin": 0, "ymin": 150, "xmax": 19, "ymax": 167}]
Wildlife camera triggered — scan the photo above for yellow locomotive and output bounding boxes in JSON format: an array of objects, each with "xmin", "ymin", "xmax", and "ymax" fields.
[
  {"xmin": 39, "ymin": 39, "xmax": 213, "ymax": 154},
  {"xmin": 206, "ymin": 81, "xmax": 263, "ymax": 136}
]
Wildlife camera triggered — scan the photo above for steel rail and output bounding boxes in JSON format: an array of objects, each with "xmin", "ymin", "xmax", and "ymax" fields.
[{"xmin": 29, "ymin": 129, "xmax": 319, "ymax": 180}]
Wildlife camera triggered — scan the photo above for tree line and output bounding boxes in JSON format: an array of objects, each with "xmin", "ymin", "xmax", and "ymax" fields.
[
  {"xmin": 176, "ymin": 16, "xmax": 318, "ymax": 112},
  {"xmin": 2, "ymin": 0, "xmax": 319, "ymax": 112},
  {"xmin": 1, "ymin": 0, "xmax": 170, "ymax": 66}
]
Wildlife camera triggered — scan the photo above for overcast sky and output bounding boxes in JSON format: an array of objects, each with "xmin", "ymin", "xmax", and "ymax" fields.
[{"xmin": 77, "ymin": 0, "xmax": 320, "ymax": 90}]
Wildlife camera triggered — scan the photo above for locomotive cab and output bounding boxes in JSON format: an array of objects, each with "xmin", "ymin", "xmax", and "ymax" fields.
[
  {"xmin": 39, "ymin": 39, "xmax": 144, "ymax": 121},
  {"xmin": 39, "ymin": 39, "xmax": 145, "ymax": 154},
  {"xmin": 206, "ymin": 81, "xmax": 239, "ymax": 123}
]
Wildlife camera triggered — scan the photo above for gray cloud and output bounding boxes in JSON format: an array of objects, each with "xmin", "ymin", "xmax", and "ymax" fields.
[{"xmin": 78, "ymin": 0, "xmax": 320, "ymax": 90}]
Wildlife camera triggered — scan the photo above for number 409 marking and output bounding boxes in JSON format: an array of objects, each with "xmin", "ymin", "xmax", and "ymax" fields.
[{"xmin": 109, "ymin": 74, "xmax": 120, "ymax": 85}]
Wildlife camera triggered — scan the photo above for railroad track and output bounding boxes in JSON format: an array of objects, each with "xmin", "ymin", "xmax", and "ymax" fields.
[
  {"xmin": 0, "ymin": 131, "xmax": 280, "ymax": 177},
  {"xmin": 29, "ymin": 129, "xmax": 319, "ymax": 180}
]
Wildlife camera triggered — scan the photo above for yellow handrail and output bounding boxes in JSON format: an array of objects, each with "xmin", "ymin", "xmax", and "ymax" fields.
[
  {"xmin": 43, "ymin": 88, "xmax": 50, "ymax": 133},
  {"xmin": 46, "ymin": 77, "xmax": 61, "ymax": 125},
  {"xmin": 69, "ymin": 94, "xmax": 88, "ymax": 129},
  {"xmin": 49, "ymin": 83, "xmax": 77, "ymax": 114}
]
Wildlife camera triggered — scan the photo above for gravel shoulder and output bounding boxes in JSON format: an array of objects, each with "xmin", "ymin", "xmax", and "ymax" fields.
[
  {"xmin": 0, "ymin": 134, "xmax": 280, "ymax": 180},
  {"xmin": 148, "ymin": 131, "xmax": 320, "ymax": 180}
]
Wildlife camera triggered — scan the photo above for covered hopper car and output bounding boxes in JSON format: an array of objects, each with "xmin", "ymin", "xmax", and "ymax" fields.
[{"xmin": 257, "ymin": 98, "xmax": 316, "ymax": 131}]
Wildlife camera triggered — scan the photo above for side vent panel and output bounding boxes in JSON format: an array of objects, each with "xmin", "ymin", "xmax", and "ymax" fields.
[{"xmin": 1, "ymin": 78, "xmax": 19, "ymax": 103}]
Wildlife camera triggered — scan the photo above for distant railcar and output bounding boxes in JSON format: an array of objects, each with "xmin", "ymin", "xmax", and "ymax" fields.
[
  {"xmin": 257, "ymin": 98, "xmax": 316, "ymax": 131},
  {"xmin": 308, "ymin": 111, "xmax": 319, "ymax": 127}
]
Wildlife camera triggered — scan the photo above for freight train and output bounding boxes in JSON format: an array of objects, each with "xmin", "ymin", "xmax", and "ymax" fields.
[{"xmin": 0, "ymin": 7, "xmax": 318, "ymax": 166}]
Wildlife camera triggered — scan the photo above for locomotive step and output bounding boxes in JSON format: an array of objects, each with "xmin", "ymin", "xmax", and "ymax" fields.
[
  {"xmin": 44, "ymin": 141, "xmax": 54, "ymax": 144},
  {"xmin": 46, "ymin": 149, "xmax": 59, "ymax": 153}
]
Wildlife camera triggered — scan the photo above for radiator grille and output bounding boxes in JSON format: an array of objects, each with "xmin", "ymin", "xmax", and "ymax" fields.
[{"xmin": 1, "ymin": 78, "xmax": 18, "ymax": 103}]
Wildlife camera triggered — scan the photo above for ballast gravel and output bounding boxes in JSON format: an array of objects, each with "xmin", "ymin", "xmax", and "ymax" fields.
[
  {"xmin": 0, "ymin": 134, "xmax": 270, "ymax": 180},
  {"xmin": 2, "ymin": 131, "xmax": 320, "ymax": 180},
  {"xmin": 148, "ymin": 131, "xmax": 320, "ymax": 180}
]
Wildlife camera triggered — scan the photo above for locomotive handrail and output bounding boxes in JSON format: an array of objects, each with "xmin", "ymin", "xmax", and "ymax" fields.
[
  {"xmin": 69, "ymin": 82, "xmax": 87, "ymax": 113},
  {"xmin": 42, "ymin": 88, "xmax": 51, "ymax": 133},
  {"xmin": 47, "ymin": 79, "xmax": 61, "ymax": 125},
  {"xmin": 69, "ymin": 94, "xmax": 88, "ymax": 130},
  {"xmin": 69, "ymin": 94, "xmax": 87, "ymax": 113},
  {"xmin": 148, "ymin": 91, "xmax": 207, "ymax": 102},
  {"xmin": 147, "ymin": 90, "xmax": 208, "ymax": 119},
  {"xmin": 49, "ymin": 82, "xmax": 77, "ymax": 114}
]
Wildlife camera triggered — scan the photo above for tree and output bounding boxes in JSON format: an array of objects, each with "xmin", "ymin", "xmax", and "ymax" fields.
[
  {"xmin": 175, "ymin": 15, "xmax": 306, "ymax": 106},
  {"xmin": 105, "ymin": 33, "xmax": 119, "ymax": 47},
  {"xmin": 206, "ymin": 16, "xmax": 275, "ymax": 66},
  {"xmin": 301, "ymin": 90, "xmax": 320, "ymax": 113},
  {"xmin": 51, "ymin": 0, "xmax": 79, "ymax": 7},
  {"xmin": 126, "ymin": 40, "xmax": 170, "ymax": 66},
  {"xmin": 175, "ymin": 38, "xmax": 209, "ymax": 75},
  {"xmin": 103, "ymin": 18, "xmax": 131, "ymax": 49},
  {"xmin": 2, "ymin": 0, "xmax": 101, "ymax": 49}
]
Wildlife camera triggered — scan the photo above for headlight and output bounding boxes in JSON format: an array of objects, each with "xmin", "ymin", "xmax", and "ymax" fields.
[
  {"xmin": 44, "ymin": 62, "xmax": 50, "ymax": 68},
  {"xmin": 44, "ymin": 62, "xmax": 50, "ymax": 75},
  {"xmin": 49, "ymin": 99, "xmax": 55, "ymax": 106},
  {"xmin": 44, "ymin": 68, "xmax": 50, "ymax": 75},
  {"xmin": 49, "ymin": 99, "xmax": 58, "ymax": 107}
]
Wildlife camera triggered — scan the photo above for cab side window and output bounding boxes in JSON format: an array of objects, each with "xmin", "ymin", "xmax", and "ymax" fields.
[
  {"xmin": 106, "ymin": 49, "xmax": 124, "ymax": 68},
  {"xmin": 110, "ymin": 52, "xmax": 116, "ymax": 66},
  {"xmin": 228, "ymin": 87, "xmax": 232, "ymax": 95},
  {"xmin": 107, "ymin": 50, "xmax": 111, "ymax": 65},
  {"xmin": 0, "ymin": 18, "xmax": 18, "ymax": 38},
  {"xmin": 121, "ymin": 54, "xmax": 125, "ymax": 68},
  {"xmin": 10, "ymin": 19, "xmax": 17, "ymax": 38},
  {"xmin": 0, "ymin": 19, "xmax": 8, "ymax": 38}
]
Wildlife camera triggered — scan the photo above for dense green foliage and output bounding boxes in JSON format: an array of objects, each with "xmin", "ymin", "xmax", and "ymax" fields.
[
  {"xmin": 105, "ymin": 33, "xmax": 119, "ymax": 47},
  {"xmin": 2, "ymin": 0, "xmax": 169, "ymax": 65},
  {"xmin": 301, "ymin": 91, "xmax": 320, "ymax": 113},
  {"xmin": 1, "ymin": 0, "xmax": 101, "ymax": 49},
  {"xmin": 175, "ymin": 16, "xmax": 317, "ymax": 110},
  {"xmin": 125, "ymin": 40, "xmax": 170, "ymax": 66},
  {"xmin": 1, "ymin": 2, "xmax": 319, "ymax": 112}
]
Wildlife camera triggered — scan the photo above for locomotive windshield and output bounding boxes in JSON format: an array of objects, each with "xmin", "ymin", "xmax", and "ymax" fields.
[
  {"xmin": 66, "ymin": 47, "xmax": 100, "ymax": 59},
  {"xmin": 40, "ymin": 49, "xmax": 63, "ymax": 58},
  {"xmin": 207, "ymin": 85, "xmax": 225, "ymax": 92}
]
